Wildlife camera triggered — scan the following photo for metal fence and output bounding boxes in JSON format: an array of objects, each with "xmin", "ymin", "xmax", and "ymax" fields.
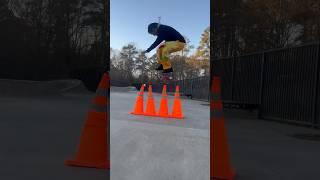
[
  {"xmin": 151, "ymin": 76, "xmax": 210, "ymax": 101},
  {"xmin": 214, "ymin": 43, "xmax": 320, "ymax": 127}
]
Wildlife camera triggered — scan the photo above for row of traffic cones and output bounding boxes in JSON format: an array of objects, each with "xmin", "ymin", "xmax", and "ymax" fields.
[
  {"xmin": 130, "ymin": 84, "xmax": 184, "ymax": 119},
  {"xmin": 62, "ymin": 73, "xmax": 236, "ymax": 180}
]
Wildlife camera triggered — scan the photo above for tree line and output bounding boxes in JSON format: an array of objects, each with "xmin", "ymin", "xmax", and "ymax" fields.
[
  {"xmin": 214, "ymin": 0, "xmax": 320, "ymax": 58},
  {"xmin": 0, "ymin": 0, "xmax": 107, "ymax": 83},
  {"xmin": 110, "ymin": 27, "xmax": 210, "ymax": 86}
]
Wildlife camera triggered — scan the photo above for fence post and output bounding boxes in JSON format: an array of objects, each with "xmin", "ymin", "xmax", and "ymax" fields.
[
  {"xmin": 191, "ymin": 78, "xmax": 194, "ymax": 99},
  {"xmin": 312, "ymin": 43, "xmax": 320, "ymax": 128},
  {"xmin": 231, "ymin": 57, "xmax": 236, "ymax": 101},
  {"xmin": 258, "ymin": 52, "xmax": 266, "ymax": 119},
  {"xmin": 208, "ymin": 76, "xmax": 210, "ymax": 101}
]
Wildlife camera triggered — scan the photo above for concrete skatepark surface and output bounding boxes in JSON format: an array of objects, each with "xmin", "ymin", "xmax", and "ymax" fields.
[
  {"xmin": 225, "ymin": 110, "xmax": 320, "ymax": 180},
  {"xmin": 110, "ymin": 88, "xmax": 209, "ymax": 180},
  {"xmin": 1, "ymin": 79, "xmax": 320, "ymax": 180},
  {"xmin": 0, "ymin": 79, "xmax": 108, "ymax": 180}
]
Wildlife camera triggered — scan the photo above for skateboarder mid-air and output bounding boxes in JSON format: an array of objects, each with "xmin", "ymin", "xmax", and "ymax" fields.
[{"xmin": 144, "ymin": 22, "xmax": 186, "ymax": 77}]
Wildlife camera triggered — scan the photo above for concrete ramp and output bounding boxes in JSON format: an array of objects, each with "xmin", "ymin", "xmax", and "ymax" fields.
[
  {"xmin": 0, "ymin": 79, "xmax": 89, "ymax": 97},
  {"xmin": 110, "ymin": 86, "xmax": 137, "ymax": 92}
]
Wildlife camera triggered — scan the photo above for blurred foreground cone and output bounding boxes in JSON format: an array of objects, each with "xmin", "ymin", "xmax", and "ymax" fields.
[
  {"xmin": 144, "ymin": 85, "xmax": 157, "ymax": 116},
  {"xmin": 65, "ymin": 73, "xmax": 110, "ymax": 169},
  {"xmin": 130, "ymin": 84, "xmax": 145, "ymax": 115},
  {"xmin": 171, "ymin": 86, "xmax": 184, "ymax": 119},
  {"xmin": 157, "ymin": 85, "xmax": 169, "ymax": 118},
  {"xmin": 211, "ymin": 76, "xmax": 236, "ymax": 180}
]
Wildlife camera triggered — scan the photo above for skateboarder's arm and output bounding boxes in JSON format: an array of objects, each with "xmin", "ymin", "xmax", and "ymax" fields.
[{"xmin": 146, "ymin": 35, "xmax": 164, "ymax": 53}]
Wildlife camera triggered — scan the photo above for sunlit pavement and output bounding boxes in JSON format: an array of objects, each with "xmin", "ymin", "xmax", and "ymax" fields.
[{"xmin": 110, "ymin": 89, "xmax": 210, "ymax": 180}]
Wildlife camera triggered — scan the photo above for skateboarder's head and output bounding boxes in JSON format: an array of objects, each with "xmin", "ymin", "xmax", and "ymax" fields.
[{"xmin": 148, "ymin": 23, "xmax": 160, "ymax": 36}]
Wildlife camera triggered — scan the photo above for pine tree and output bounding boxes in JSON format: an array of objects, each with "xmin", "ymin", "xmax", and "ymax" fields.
[
  {"xmin": 197, "ymin": 27, "xmax": 210, "ymax": 60},
  {"xmin": 189, "ymin": 27, "xmax": 210, "ymax": 76},
  {"xmin": 119, "ymin": 43, "xmax": 139, "ymax": 81},
  {"xmin": 135, "ymin": 52, "xmax": 149, "ymax": 83}
]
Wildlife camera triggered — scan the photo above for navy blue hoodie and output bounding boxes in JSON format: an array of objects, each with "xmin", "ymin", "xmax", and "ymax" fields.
[{"xmin": 146, "ymin": 24, "xmax": 186, "ymax": 53}]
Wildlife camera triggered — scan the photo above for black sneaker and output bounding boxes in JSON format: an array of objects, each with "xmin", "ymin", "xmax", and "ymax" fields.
[
  {"xmin": 155, "ymin": 64, "xmax": 163, "ymax": 71},
  {"xmin": 162, "ymin": 67, "xmax": 173, "ymax": 73}
]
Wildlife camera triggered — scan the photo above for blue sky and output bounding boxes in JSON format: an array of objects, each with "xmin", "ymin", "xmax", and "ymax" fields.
[{"xmin": 110, "ymin": 0, "xmax": 210, "ymax": 54}]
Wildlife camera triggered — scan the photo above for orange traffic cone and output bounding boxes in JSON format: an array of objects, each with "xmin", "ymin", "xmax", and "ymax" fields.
[
  {"xmin": 170, "ymin": 86, "xmax": 184, "ymax": 119},
  {"xmin": 130, "ymin": 84, "xmax": 145, "ymax": 115},
  {"xmin": 157, "ymin": 85, "xmax": 169, "ymax": 118},
  {"xmin": 144, "ymin": 85, "xmax": 157, "ymax": 116},
  {"xmin": 65, "ymin": 73, "xmax": 110, "ymax": 169},
  {"xmin": 211, "ymin": 76, "xmax": 236, "ymax": 180}
]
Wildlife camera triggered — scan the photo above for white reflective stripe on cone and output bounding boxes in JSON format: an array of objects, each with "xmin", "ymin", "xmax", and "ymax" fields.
[
  {"xmin": 212, "ymin": 110, "xmax": 224, "ymax": 119},
  {"xmin": 96, "ymin": 88, "xmax": 107, "ymax": 96},
  {"xmin": 211, "ymin": 93, "xmax": 221, "ymax": 101},
  {"xmin": 91, "ymin": 104, "xmax": 107, "ymax": 113}
]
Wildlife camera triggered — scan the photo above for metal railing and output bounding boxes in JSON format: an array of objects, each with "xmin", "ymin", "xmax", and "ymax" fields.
[
  {"xmin": 151, "ymin": 76, "xmax": 210, "ymax": 101},
  {"xmin": 214, "ymin": 43, "xmax": 320, "ymax": 127}
]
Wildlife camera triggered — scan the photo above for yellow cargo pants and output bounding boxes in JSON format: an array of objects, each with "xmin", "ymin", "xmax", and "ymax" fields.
[{"xmin": 157, "ymin": 41, "xmax": 186, "ymax": 70}]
